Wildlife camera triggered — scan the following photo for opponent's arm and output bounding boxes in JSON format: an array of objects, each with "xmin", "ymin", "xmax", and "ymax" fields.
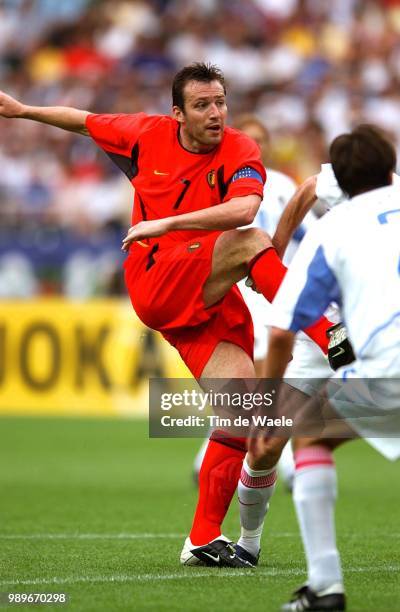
[
  {"xmin": 122, "ymin": 194, "xmax": 261, "ymax": 251},
  {"xmin": 0, "ymin": 90, "xmax": 90, "ymax": 135},
  {"xmin": 272, "ymin": 175, "xmax": 317, "ymax": 259},
  {"xmin": 263, "ymin": 327, "xmax": 295, "ymax": 378}
]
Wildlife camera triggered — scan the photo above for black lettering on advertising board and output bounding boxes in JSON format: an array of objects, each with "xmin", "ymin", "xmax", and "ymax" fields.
[
  {"xmin": 131, "ymin": 329, "xmax": 165, "ymax": 388},
  {"xmin": 20, "ymin": 323, "xmax": 61, "ymax": 390},
  {"xmin": 75, "ymin": 325, "xmax": 112, "ymax": 389}
]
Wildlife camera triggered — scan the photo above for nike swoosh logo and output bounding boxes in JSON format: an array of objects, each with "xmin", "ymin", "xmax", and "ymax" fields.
[
  {"xmin": 331, "ymin": 347, "xmax": 345, "ymax": 358},
  {"xmin": 153, "ymin": 170, "xmax": 169, "ymax": 176},
  {"xmin": 201, "ymin": 552, "xmax": 220, "ymax": 563}
]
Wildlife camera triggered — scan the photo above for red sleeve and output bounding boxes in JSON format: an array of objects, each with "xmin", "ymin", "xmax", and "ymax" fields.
[
  {"xmin": 85, "ymin": 112, "xmax": 161, "ymax": 157},
  {"xmin": 222, "ymin": 131, "xmax": 266, "ymax": 201}
]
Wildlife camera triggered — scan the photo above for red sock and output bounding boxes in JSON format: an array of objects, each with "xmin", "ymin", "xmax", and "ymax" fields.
[
  {"xmin": 189, "ymin": 437, "xmax": 246, "ymax": 545},
  {"xmin": 248, "ymin": 247, "xmax": 287, "ymax": 299},
  {"xmin": 302, "ymin": 316, "xmax": 331, "ymax": 354},
  {"xmin": 249, "ymin": 247, "xmax": 330, "ymax": 354}
]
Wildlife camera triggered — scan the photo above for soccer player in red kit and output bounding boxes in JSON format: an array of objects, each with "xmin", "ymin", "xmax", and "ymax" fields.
[{"xmin": 0, "ymin": 63, "xmax": 332, "ymax": 568}]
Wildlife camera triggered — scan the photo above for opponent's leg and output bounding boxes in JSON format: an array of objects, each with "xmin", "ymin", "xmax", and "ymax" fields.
[
  {"xmin": 235, "ymin": 434, "xmax": 287, "ymax": 563},
  {"xmin": 293, "ymin": 438, "xmax": 344, "ymax": 591},
  {"xmin": 282, "ymin": 435, "xmax": 347, "ymax": 611},
  {"xmin": 236, "ymin": 453, "xmax": 278, "ymax": 563},
  {"xmin": 237, "ymin": 383, "xmax": 310, "ymax": 561},
  {"xmin": 278, "ymin": 441, "xmax": 295, "ymax": 492}
]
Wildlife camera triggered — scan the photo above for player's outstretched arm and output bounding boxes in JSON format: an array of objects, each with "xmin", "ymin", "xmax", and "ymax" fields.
[
  {"xmin": 121, "ymin": 194, "xmax": 261, "ymax": 251},
  {"xmin": 272, "ymin": 175, "xmax": 317, "ymax": 258},
  {"xmin": 0, "ymin": 90, "xmax": 90, "ymax": 135}
]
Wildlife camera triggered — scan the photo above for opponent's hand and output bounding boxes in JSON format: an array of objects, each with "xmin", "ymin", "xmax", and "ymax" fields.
[
  {"xmin": 0, "ymin": 90, "xmax": 25, "ymax": 119},
  {"xmin": 247, "ymin": 434, "xmax": 268, "ymax": 462},
  {"xmin": 121, "ymin": 218, "xmax": 172, "ymax": 251}
]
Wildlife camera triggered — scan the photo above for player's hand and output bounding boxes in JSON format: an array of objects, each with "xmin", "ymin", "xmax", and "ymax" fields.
[
  {"xmin": 0, "ymin": 90, "xmax": 25, "ymax": 119},
  {"xmin": 247, "ymin": 434, "xmax": 286, "ymax": 467},
  {"xmin": 247, "ymin": 434, "xmax": 268, "ymax": 460},
  {"xmin": 121, "ymin": 219, "xmax": 172, "ymax": 251}
]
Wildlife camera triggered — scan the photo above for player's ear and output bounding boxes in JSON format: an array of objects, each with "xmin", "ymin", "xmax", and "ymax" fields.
[{"xmin": 173, "ymin": 105, "xmax": 184, "ymax": 124}]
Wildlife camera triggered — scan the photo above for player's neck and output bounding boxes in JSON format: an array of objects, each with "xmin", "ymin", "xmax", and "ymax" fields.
[{"xmin": 178, "ymin": 127, "xmax": 218, "ymax": 154}]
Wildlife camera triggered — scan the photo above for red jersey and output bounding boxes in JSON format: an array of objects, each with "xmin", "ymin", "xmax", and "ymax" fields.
[{"xmin": 85, "ymin": 113, "xmax": 266, "ymax": 247}]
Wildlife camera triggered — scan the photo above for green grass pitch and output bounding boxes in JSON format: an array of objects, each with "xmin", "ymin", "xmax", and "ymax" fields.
[{"xmin": 0, "ymin": 417, "xmax": 399, "ymax": 611}]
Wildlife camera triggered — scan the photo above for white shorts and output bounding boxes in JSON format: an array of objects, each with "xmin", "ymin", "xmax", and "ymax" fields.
[
  {"xmin": 284, "ymin": 335, "xmax": 331, "ymax": 396},
  {"xmin": 237, "ymin": 282, "xmax": 400, "ymax": 457},
  {"xmin": 327, "ymin": 355, "xmax": 400, "ymax": 460},
  {"xmin": 282, "ymin": 339, "xmax": 400, "ymax": 461}
]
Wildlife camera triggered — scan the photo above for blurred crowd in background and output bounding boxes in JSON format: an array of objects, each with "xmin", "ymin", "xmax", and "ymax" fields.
[{"xmin": 1, "ymin": 0, "xmax": 400, "ymax": 297}]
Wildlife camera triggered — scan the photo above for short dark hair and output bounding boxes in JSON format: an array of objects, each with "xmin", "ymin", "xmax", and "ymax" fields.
[
  {"xmin": 172, "ymin": 62, "xmax": 226, "ymax": 110},
  {"xmin": 330, "ymin": 124, "xmax": 396, "ymax": 198}
]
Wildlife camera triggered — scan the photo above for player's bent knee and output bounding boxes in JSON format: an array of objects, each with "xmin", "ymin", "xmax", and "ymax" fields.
[
  {"xmin": 239, "ymin": 227, "xmax": 272, "ymax": 248},
  {"xmin": 217, "ymin": 228, "xmax": 272, "ymax": 264}
]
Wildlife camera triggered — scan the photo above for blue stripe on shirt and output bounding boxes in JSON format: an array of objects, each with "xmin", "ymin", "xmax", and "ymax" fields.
[{"xmin": 289, "ymin": 245, "xmax": 341, "ymax": 332}]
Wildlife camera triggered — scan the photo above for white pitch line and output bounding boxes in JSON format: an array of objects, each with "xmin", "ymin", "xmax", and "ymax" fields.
[
  {"xmin": 0, "ymin": 532, "xmax": 300, "ymax": 541},
  {"xmin": 0, "ymin": 533, "xmax": 185, "ymax": 540},
  {"xmin": 1, "ymin": 531, "xmax": 398, "ymax": 544},
  {"xmin": 1, "ymin": 566, "xmax": 399, "ymax": 588},
  {"xmin": 0, "ymin": 570, "xmax": 305, "ymax": 587},
  {"xmin": 1, "ymin": 531, "xmax": 399, "ymax": 541}
]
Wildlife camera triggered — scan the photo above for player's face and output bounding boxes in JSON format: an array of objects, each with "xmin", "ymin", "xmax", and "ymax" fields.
[{"xmin": 173, "ymin": 80, "xmax": 227, "ymax": 153}]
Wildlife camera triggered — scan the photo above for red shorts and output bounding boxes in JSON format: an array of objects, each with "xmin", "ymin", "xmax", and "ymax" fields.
[{"xmin": 123, "ymin": 233, "xmax": 254, "ymax": 377}]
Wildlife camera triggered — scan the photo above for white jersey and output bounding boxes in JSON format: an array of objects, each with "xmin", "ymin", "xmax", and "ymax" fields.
[
  {"xmin": 271, "ymin": 184, "xmax": 400, "ymax": 374},
  {"xmin": 251, "ymin": 168, "xmax": 316, "ymax": 265},
  {"xmin": 239, "ymin": 168, "xmax": 317, "ymax": 359},
  {"xmin": 287, "ymin": 168, "xmax": 400, "ymax": 460}
]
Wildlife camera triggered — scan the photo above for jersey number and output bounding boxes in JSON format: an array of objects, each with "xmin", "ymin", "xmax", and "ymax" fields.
[{"xmin": 173, "ymin": 179, "xmax": 191, "ymax": 210}]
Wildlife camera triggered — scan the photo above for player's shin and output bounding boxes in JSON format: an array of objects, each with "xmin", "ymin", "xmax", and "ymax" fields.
[
  {"xmin": 248, "ymin": 248, "xmax": 330, "ymax": 353},
  {"xmin": 189, "ymin": 435, "xmax": 246, "ymax": 545},
  {"xmin": 293, "ymin": 445, "xmax": 344, "ymax": 592},
  {"xmin": 237, "ymin": 456, "xmax": 277, "ymax": 560}
]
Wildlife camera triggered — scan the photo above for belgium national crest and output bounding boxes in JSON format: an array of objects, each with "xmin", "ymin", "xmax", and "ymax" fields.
[{"xmin": 207, "ymin": 169, "xmax": 216, "ymax": 188}]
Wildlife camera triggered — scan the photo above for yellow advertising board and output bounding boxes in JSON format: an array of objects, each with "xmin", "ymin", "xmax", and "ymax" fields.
[{"xmin": 0, "ymin": 299, "xmax": 190, "ymax": 417}]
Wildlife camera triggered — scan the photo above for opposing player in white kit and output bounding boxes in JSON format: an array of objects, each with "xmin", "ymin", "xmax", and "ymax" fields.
[
  {"xmin": 267, "ymin": 145, "xmax": 400, "ymax": 489},
  {"xmin": 192, "ymin": 115, "xmax": 309, "ymax": 481},
  {"xmin": 188, "ymin": 117, "xmax": 353, "ymax": 569},
  {"xmin": 252, "ymin": 124, "xmax": 400, "ymax": 611},
  {"xmin": 191, "ymin": 117, "xmax": 348, "ymax": 569},
  {"xmin": 231, "ymin": 124, "xmax": 357, "ymax": 567}
]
